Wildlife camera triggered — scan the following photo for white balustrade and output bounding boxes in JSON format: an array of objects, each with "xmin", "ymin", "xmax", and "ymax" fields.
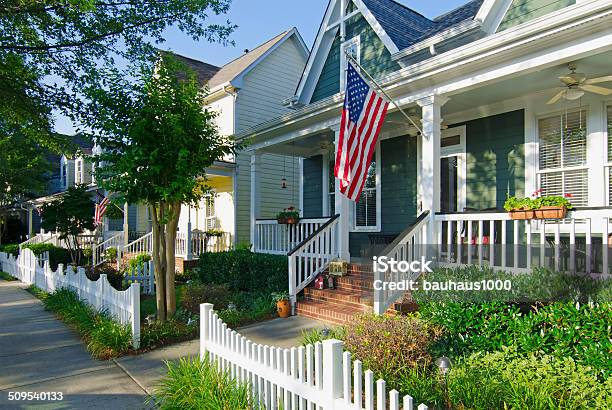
[
  {"xmin": 255, "ymin": 218, "xmax": 330, "ymax": 255},
  {"xmin": 92, "ymin": 233, "xmax": 124, "ymax": 266},
  {"xmin": 288, "ymin": 216, "xmax": 340, "ymax": 310}
]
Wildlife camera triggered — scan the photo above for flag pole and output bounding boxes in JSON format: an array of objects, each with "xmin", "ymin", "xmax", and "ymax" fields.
[{"xmin": 344, "ymin": 51, "xmax": 423, "ymax": 134}]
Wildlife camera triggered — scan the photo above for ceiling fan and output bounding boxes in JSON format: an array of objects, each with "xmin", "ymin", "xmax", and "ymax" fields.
[{"xmin": 547, "ymin": 63, "xmax": 612, "ymax": 104}]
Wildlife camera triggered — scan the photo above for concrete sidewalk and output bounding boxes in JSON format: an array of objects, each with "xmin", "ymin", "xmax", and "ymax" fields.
[
  {"xmin": 117, "ymin": 316, "xmax": 326, "ymax": 394},
  {"xmin": 0, "ymin": 277, "xmax": 326, "ymax": 407},
  {"xmin": 0, "ymin": 279, "xmax": 148, "ymax": 410}
]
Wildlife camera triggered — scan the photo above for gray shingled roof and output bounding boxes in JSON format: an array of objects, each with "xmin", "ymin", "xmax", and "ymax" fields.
[
  {"xmin": 162, "ymin": 52, "xmax": 221, "ymax": 85},
  {"xmin": 361, "ymin": 0, "xmax": 484, "ymax": 50}
]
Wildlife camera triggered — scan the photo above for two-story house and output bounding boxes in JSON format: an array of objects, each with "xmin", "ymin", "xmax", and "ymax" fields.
[{"xmin": 242, "ymin": 0, "xmax": 612, "ymax": 323}]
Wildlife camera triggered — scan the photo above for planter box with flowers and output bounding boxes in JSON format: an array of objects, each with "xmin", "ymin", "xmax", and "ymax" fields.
[
  {"xmin": 276, "ymin": 206, "xmax": 300, "ymax": 225},
  {"xmin": 532, "ymin": 191, "xmax": 573, "ymax": 219},
  {"xmin": 504, "ymin": 196, "xmax": 536, "ymax": 220},
  {"xmin": 504, "ymin": 191, "xmax": 574, "ymax": 221}
]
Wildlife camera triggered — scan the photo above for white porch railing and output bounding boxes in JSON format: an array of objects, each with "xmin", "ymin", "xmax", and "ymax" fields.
[
  {"xmin": 199, "ymin": 303, "xmax": 429, "ymax": 410},
  {"xmin": 288, "ymin": 215, "xmax": 340, "ymax": 309},
  {"xmin": 374, "ymin": 212, "xmax": 430, "ymax": 315},
  {"xmin": 92, "ymin": 233, "xmax": 124, "ymax": 267},
  {"xmin": 255, "ymin": 218, "xmax": 330, "ymax": 255},
  {"xmin": 123, "ymin": 232, "xmax": 153, "ymax": 256},
  {"xmin": 19, "ymin": 233, "xmax": 54, "ymax": 250},
  {"xmin": 434, "ymin": 208, "xmax": 612, "ymax": 275},
  {"xmin": 190, "ymin": 231, "xmax": 232, "ymax": 256}
]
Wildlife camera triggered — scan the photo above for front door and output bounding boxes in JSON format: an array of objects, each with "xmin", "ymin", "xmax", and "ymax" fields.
[{"xmin": 440, "ymin": 126, "xmax": 466, "ymax": 212}]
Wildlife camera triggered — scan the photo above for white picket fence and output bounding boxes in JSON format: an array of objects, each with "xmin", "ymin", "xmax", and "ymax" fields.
[
  {"xmin": 199, "ymin": 303, "xmax": 429, "ymax": 410},
  {"xmin": 123, "ymin": 260, "xmax": 155, "ymax": 295},
  {"xmin": 0, "ymin": 249, "xmax": 140, "ymax": 348}
]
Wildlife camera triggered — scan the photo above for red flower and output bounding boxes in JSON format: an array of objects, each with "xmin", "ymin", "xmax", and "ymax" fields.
[{"xmin": 564, "ymin": 193, "xmax": 573, "ymax": 198}]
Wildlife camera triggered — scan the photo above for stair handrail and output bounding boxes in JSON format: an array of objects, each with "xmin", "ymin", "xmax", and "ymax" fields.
[
  {"xmin": 123, "ymin": 232, "xmax": 153, "ymax": 256},
  {"xmin": 19, "ymin": 233, "xmax": 54, "ymax": 250},
  {"xmin": 92, "ymin": 233, "xmax": 124, "ymax": 266},
  {"xmin": 288, "ymin": 215, "xmax": 340, "ymax": 311},
  {"xmin": 374, "ymin": 211, "xmax": 430, "ymax": 315}
]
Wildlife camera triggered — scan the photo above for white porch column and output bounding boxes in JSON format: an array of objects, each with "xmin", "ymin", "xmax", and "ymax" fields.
[
  {"xmin": 186, "ymin": 205, "xmax": 193, "ymax": 260},
  {"xmin": 27, "ymin": 207, "xmax": 34, "ymax": 239},
  {"xmin": 123, "ymin": 202, "xmax": 129, "ymax": 246},
  {"xmin": 417, "ymin": 95, "xmax": 448, "ymax": 247},
  {"xmin": 250, "ymin": 152, "xmax": 261, "ymax": 249},
  {"xmin": 333, "ymin": 128, "xmax": 351, "ymax": 261}
]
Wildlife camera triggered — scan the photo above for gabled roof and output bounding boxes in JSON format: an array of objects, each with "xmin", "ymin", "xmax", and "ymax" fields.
[
  {"xmin": 168, "ymin": 53, "xmax": 221, "ymax": 85},
  {"xmin": 362, "ymin": 0, "xmax": 484, "ymax": 50}
]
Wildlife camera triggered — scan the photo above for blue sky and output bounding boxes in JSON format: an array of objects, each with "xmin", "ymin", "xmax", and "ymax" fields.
[{"xmin": 54, "ymin": 0, "xmax": 469, "ymax": 134}]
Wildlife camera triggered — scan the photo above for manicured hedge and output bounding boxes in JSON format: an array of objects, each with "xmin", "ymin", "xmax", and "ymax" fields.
[
  {"xmin": 195, "ymin": 250, "xmax": 288, "ymax": 294},
  {"xmin": 22, "ymin": 243, "xmax": 72, "ymax": 271},
  {"xmin": 0, "ymin": 244, "xmax": 19, "ymax": 256}
]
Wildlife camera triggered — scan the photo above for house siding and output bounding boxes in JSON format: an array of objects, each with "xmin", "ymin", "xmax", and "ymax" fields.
[
  {"xmin": 311, "ymin": 15, "xmax": 401, "ymax": 103},
  {"xmin": 234, "ymin": 36, "xmax": 308, "ymax": 244},
  {"xmin": 350, "ymin": 135, "xmax": 418, "ymax": 257},
  {"xmin": 497, "ymin": 0, "xmax": 575, "ymax": 32},
  {"xmin": 302, "ymin": 155, "xmax": 323, "ymax": 218},
  {"xmin": 454, "ymin": 110, "xmax": 526, "ymax": 210}
]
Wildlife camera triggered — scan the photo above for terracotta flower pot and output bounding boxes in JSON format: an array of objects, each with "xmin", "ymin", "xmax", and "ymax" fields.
[
  {"xmin": 508, "ymin": 209, "xmax": 535, "ymax": 220},
  {"xmin": 285, "ymin": 216, "xmax": 299, "ymax": 225},
  {"xmin": 534, "ymin": 206, "xmax": 567, "ymax": 220},
  {"xmin": 276, "ymin": 299, "xmax": 291, "ymax": 318}
]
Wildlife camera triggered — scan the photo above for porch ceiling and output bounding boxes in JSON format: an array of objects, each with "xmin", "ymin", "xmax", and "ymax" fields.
[
  {"xmin": 444, "ymin": 50, "xmax": 612, "ymax": 114},
  {"xmin": 259, "ymin": 131, "xmax": 335, "ymax": 157}
]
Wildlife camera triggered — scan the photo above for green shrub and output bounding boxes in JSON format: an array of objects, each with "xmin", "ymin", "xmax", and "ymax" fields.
[
  {"xmin": 217, "ymin": 294, "xmax": 276, "ymax": 328},
  {"xmin": 23, "ymin": 243, "xmax": 72, "ymax": 270},
  {"xmin": 447, "ymin": 348, "xmax": 612, "ymax": 410},
  {"xmin": 181, "ymin": 283, "xmax": 233, "ymax": 314},
  {"xmin": 0, "ymin": 243, "xmax": 19, "ymax": 256},
  {"xmin": 127, "ymin": 253, "xmax": 151, "ymax": 271},
  {"xmin": 412, "ymin": 266, "xmax": 608, "ymax": 304},
  {"xmin": 300, "ymin": 327, "xmax": 346, "ymax": 346},
  {"xmin": 140, "ymin": 319, "xmax": 198, "ymax": 350},
  {"xmin": 420, "ymin": 301, "xmax": 612, "ymax": 377},
  {"xmin": 42, "ymin": 288, "xmax": 133, "ymax": 359},
  {"xmin": 195, "ymin": 250, "xmax": 287, "ymax": 294},
  {"xmin": 151, "ymin": 355, "xmax": 252, "ymax": 410}
]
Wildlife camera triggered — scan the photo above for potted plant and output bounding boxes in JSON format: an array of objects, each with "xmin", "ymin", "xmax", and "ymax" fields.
[
  {"xmin": 276, "ymin": 207, "xmax": 300, "ymax": 225},
  {"xmin": 205, "ymin": 229, "xmax": 224, "ymax": 238},
  {"xmin": 504, "ymin": 196, "xmax": 535, "ymax": 220},
  {"xmin": 272, "ymin": 291, "xmax": 291, "ymax": 318},
  {"xmin": 532, "ymin": 192, "xmax": 573, "ymax": 219}
]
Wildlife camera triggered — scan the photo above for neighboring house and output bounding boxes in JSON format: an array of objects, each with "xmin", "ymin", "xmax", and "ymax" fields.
[{"xmin": 241, "ymin": 0, "xmax": 612, "ymax": 323}]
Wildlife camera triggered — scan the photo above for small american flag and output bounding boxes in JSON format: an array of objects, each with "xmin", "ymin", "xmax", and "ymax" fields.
[
  {"xmin": 335, "ymin": 62, "xmax": 389, "ymax": 201},
  {"xmin": 94, "ymin": 195, "xmax": 111, "ymax": 226}
]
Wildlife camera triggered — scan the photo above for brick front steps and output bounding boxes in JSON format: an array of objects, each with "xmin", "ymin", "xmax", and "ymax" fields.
[{"xmin": 295, "ymin": 264, "xmax": 377, "ymax": 325}]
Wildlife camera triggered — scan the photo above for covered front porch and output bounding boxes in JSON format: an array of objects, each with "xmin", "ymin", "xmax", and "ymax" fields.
[{"xmin": 247, "ymin": 46, "xmax": 612, "ymax": 312}]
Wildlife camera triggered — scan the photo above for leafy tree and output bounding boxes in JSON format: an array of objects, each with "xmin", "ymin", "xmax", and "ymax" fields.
[
  {"xmin": 41, "ymin": 185, "xmax": 96, "ymax": 265},
  {"xmin": 91, "ymin": 56, "xmax": 235, "ymax": 320},
  {"xmin": 0, "ymin": 0, "xmax": 235, "ymax": 169}
]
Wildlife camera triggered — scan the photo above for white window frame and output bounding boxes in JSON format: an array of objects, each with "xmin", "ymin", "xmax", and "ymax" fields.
[
  {"xmin": 352, "ymin": 146, "xmax": 381, "ymax": 233},
  {"xmin": 440, "ymin": 126, "xmax": 467, "ymax": 212},
  {"xmin": 535, "ymin": 108, "xmax": 589, "ymax": 206},
  {"xmin": 322, "ymin": 152, "xmax": 336, "ymax": 217},
  {"xmin": 340, "ymin": 36, "xmax": 361, "ymax": 90},
  {"xmin": 75, "ymin": 159, "xmax": 82, "ymax": 185}
]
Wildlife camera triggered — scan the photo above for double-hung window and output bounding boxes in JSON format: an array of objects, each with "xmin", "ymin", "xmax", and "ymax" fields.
[
  {"xmin": 353, "ymin": 150, "xmax": 380, "ymax": 231},
  {"xmin": 537, "ymin": 110, "xmax": 588, "ymax": 206}
]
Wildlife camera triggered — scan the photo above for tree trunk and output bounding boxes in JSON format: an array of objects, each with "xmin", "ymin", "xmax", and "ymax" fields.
[
  {"xmin": 164, "ymin": 201, "xmax": 181, "ymax": 318},
  {"xmin": 151, "ymin": 203, "xmax": 167, "ymax": 321}
]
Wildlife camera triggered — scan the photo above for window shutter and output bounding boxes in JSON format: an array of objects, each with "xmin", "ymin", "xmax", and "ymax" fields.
[
  {"xmin": 538, "ymin": 110, "xmax": 588, "ymax": 207},
  {"xmin": 608, "ymin": 105, "xmax": 612, "ymax": 162}
]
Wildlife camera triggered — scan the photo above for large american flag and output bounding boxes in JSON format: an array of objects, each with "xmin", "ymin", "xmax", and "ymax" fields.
[
  {"xmin": 335, "ymin": 62, "xmax": 389, "ymax": 201},
  {"xmin": 94, "ymin": 195, "xmax": 111, "ymax": 226}
]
